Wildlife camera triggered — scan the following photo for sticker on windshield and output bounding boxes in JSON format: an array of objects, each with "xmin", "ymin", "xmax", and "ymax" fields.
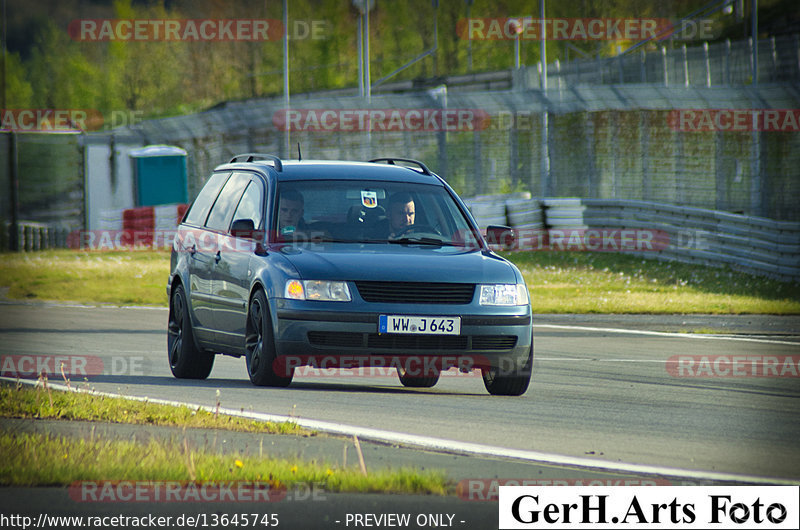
[{"xmin": 361, "ymin": 190, "xmax": 378, "ymax": 208}]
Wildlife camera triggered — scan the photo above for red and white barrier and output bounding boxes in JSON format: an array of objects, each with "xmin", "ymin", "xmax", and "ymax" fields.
[
  {"xmin": 94, "ymin": 203, "xmax": 188, "ymax": 248},
  {"xmin": 98, "ymin": 203, "xmax": 188, "ymax": 231}
]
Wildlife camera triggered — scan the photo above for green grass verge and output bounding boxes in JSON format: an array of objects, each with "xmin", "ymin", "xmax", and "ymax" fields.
[
  {"xmin": 0, "ymin": 383, "xmax": 448, "ymax": 494},
  {"xmin": 0, "ymin": 432, "xmax": 447, "ymax": 494},
  {"xmin": 0, "ymin": 382, "xmax": 306, "ymax": 435},
  {"xmin": 1, "ymin": 249, "xmax": 798, "ymax": 313},
  {"xmin": 0, "ymin": 250, "xmax": 169, "ymax": 306}
]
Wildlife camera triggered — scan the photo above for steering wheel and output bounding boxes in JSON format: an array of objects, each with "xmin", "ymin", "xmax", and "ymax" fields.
[{"xmin": 392, "ymin": 224, "xmax": 442, "ymax": 238}]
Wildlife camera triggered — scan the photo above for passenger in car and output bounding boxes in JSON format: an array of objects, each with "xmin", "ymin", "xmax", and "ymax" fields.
[
  {"xmin": 387, "ymin": 192, "xmax": 415, "ymax": 237},
  {"xmin": 278, "ymin": 190, "xmax": 306, "ymax": 235}
]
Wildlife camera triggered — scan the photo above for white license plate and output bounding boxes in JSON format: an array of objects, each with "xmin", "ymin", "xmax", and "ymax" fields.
[{"xmin": 378, "ymin": 315, "xmax": 461, "ymax": 335}]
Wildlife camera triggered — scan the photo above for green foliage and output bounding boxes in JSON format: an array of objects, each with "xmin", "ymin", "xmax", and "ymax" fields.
[
  {"xmin": 26, "ymin": 19, "xmax": 102, "ymax": 110},
  {"xmin": 6, "ymin": 0, "xmax": 780, "ymax": 124},
  {"xmin": 3, "ymin": 50, "xmax": 34, "ymax": 107}
]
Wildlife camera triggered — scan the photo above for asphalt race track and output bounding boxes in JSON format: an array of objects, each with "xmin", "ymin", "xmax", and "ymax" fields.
[{"xmin": 2, "ymin": 302, "xmax": 798, "ymax": 482}]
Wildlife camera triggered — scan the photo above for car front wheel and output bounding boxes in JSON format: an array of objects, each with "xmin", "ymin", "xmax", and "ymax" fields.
[
  {"xmin": 167, "ymin": 284, "xmax": 214, "ymax": 379},
  {"xmin": 481, "ymin": 345, "xmax": 532, "ymax": 396},
  {"xmin": 245, "ymin": 289, "xmax": 293, "ymax": 387}
]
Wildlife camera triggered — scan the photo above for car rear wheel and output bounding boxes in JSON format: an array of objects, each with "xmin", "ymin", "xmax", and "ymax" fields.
[
  {"xmin": 167, "ymin": 284, "xmax": 214, "ymax": 379},
  {"xmin": 481, "ymin": 345, "xmax": 532, "ymax": 396},
  {"xmin": 245, "ymin": 289, "xmax": 293, "ymax": 387},
  {"xmin": 396, "ymin": 367, "xmax": 440, "ymax": 388}
]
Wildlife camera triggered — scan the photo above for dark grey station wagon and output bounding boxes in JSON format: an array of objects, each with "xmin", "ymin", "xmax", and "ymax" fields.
[{"xmin": 167, "ymin": 154, "xmax": 533, "ymax": 395}]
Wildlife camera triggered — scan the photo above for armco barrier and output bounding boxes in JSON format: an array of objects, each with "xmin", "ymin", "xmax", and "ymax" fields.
[
  {"xmin": 463, "ymin": 195, "xmax": 800, "ymax": 281},
  {"xmin": 581, "ymin": 199, "xmax": 800, "ymax": 280}
]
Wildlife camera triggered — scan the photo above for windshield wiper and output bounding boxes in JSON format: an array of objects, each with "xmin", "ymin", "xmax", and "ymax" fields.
[
  {"xmin": 314, "ymin": 237, "xmax": 358, "ymax": 243},
  {"xmin": 387, "ymin": 236, "xmax": 447, "ymax": 246},
  {"xmin": 350, "ymin": 237, "xmax": 460, "ymax": 246}
]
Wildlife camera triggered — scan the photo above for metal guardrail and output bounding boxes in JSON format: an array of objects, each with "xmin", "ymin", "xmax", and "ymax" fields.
[{"xmin": 463, "ymin": 195, "xmax": 800, "ymax": 281}]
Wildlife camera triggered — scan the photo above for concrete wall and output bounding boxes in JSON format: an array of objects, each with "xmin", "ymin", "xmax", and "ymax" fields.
[{"xmin": 84, "ymin": 136, "xmax": 142, "ymax": 230}]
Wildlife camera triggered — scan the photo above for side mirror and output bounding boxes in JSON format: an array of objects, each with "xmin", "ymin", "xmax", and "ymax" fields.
[
  {"xmin": 230, "ymin": 218, "xmax": 256, "ymax": 239},
  {"xmin": 485, "ymin": 225, "xmax": 516, "ymax": 251}
]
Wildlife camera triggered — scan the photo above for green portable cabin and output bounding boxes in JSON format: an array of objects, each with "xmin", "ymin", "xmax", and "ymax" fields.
[{"xmin": 129, "ymin": 145, "xmax": 188, "ymax": 206}]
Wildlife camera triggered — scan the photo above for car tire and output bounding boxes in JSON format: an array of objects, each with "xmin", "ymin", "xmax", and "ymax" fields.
[
  {"xmin": 167, "ymin": 284, "xmax": 214, "ymax": 379},
  {"xmin": 481, "ymin": 344, "xmax": 532, "ymax": 396},
  {"xmin": 245, "ymin": 289, "xmax": 293, "ymax": 387},
  {"xmin": 396, "ymin": 367, "xmax": 440, "ymax": 388}
]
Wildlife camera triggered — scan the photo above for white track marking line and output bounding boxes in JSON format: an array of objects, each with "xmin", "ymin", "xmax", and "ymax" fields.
[
  {"xmin": 535, "ymin": 358, "xmax": 670, "ymax": 362},
  {"xmin": 534, "ymin": 324, "xmax": 798, "ymax": 345},
  {"xmin": 537, "ymin": 358, "xmax": 799, "ymax": 363},
  {"xmin": 3, "ymin": 377, "xmax": 794, "ymax": 486}
]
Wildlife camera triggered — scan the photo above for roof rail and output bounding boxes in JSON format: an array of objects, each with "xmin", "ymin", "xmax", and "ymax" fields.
[
  {"xmin": 229, "ymin": 153, "xmax": 283, "ymax": 171},
  {"xmin": 368, "ymin": 157, "xmax": 432, "ymax": 176}
]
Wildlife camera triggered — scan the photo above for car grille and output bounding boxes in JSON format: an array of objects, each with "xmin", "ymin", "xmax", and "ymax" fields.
[
  {"xmin": 368, "ymin": 334, "xmax": 469, "ymax": 350},
  {"xmin": 305, "ymin": 332, "xmax": 363, "ymax": 348},
  {"xmin": 471, "ymin": 336, "xmax": 518, "ymax": 350},
  {"xmin": 307, "ymin": 332, "xmax": 516, "ymax": 351},
  {"xmin": 354, "ymin": 281, "xmax": 475, "ymax": 304}
]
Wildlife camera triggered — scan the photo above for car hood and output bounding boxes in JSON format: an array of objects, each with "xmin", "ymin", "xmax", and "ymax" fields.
[{"xmin": 276, "ymin": 243, "xmax": 519, "ymax": 284}]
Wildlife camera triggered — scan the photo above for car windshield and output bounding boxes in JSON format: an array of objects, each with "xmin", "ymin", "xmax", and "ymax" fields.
[{"xmin": 273, "ymin": 180, "xmax": 479, "ymax": 247}]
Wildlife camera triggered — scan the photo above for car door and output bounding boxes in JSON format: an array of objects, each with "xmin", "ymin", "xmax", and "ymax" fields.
[
  {"xmin": 214, "ymin": 176, "xmax": 266, "ymax": 350},
  {"xmin": 180, "ymin": 171, "xmax": 231, "ymax": 341},
  {"xmin": 201, "ymin": 172, "xmax": 252, "ymax": 348}
]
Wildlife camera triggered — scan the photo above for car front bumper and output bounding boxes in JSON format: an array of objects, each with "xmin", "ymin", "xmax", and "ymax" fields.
[{"xmin": 272, "ymin": 303, "xmax": 532, "ymax": 372}]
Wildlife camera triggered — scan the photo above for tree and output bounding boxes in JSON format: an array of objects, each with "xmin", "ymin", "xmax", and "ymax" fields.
[{"xmin": 2, "ymin": 48, "xmax": 33, "ymax": 108}]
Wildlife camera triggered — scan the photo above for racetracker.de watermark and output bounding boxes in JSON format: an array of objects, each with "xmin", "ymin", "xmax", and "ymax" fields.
[
  {"xmin": 488, "ymin": 228, "xmax": 709, "ymax": 252},
  {"xmin": 69, "ymin": 481, "xmax": 286, "ymax": 503},
  {"xmin": 0, "ymin": 354, "xmax": 148, "ymax": 378},
  {"xmin": 66, "ymin": 228, "xmax": 709, "ymax": 252},
  {"xmin": 69, "ymin": 19, "xmax": 282, "ymax": 41},
  {"xmin": 458, "ymin": 478, "xmax": 671, "ymax": 502},
  {"xmin": 1, "ymin": 109, "xmax": 146, "ymax": 132},
  {"xmin": 68, "ymin": 19, "xmax": 329, "ymax": 41},
  {"xmin": 667, "ymin": 355, "xmax": 800, "ymax": 378},
  {"xmin": 668, "ymin": 109, "xmax": 800, "ymax": 132},
  {"xmin": 457, "ymin": 17, "xmax": 716, "ymax": 41},
  {"xmin": 274, "ymin": 354, "xmax": 493, "ymax": 379},
  {"xmin": 1, "ymin": 109, "xmax": 103, "ymax": 132},
  {"xmin": 68, "ymin": 229, "xmax": 332, "ymax": 252},
  {"xmin": 273, "ymin": 109, "xmax": 491, "ymax": 132}
]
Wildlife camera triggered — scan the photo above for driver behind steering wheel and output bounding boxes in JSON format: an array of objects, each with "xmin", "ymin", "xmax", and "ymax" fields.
[{"xmin": 387, "ymin": 192, "xmax": 415, "ymax": 238}]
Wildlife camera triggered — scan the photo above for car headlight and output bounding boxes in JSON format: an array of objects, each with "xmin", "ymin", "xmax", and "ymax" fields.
[
  {"xmin": 284, "ymin": 280, "xmax": 352, "ymax": 302},
  {"xmin": 479, "ymin": 284, "xmax": 529, "ymax": 306}
]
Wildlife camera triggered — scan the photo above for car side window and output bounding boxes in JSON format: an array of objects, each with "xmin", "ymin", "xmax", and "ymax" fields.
[
  {"xmin": 205, "ymin": 172, "xmax": 251, "ymax": 232},
  {"xmin": 231, "ymin": 180, "xmax": 263, "ymax": 230},
  {"xmin": 184, "ymin": 172, "xmax": 231, "ymax": 226}
]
